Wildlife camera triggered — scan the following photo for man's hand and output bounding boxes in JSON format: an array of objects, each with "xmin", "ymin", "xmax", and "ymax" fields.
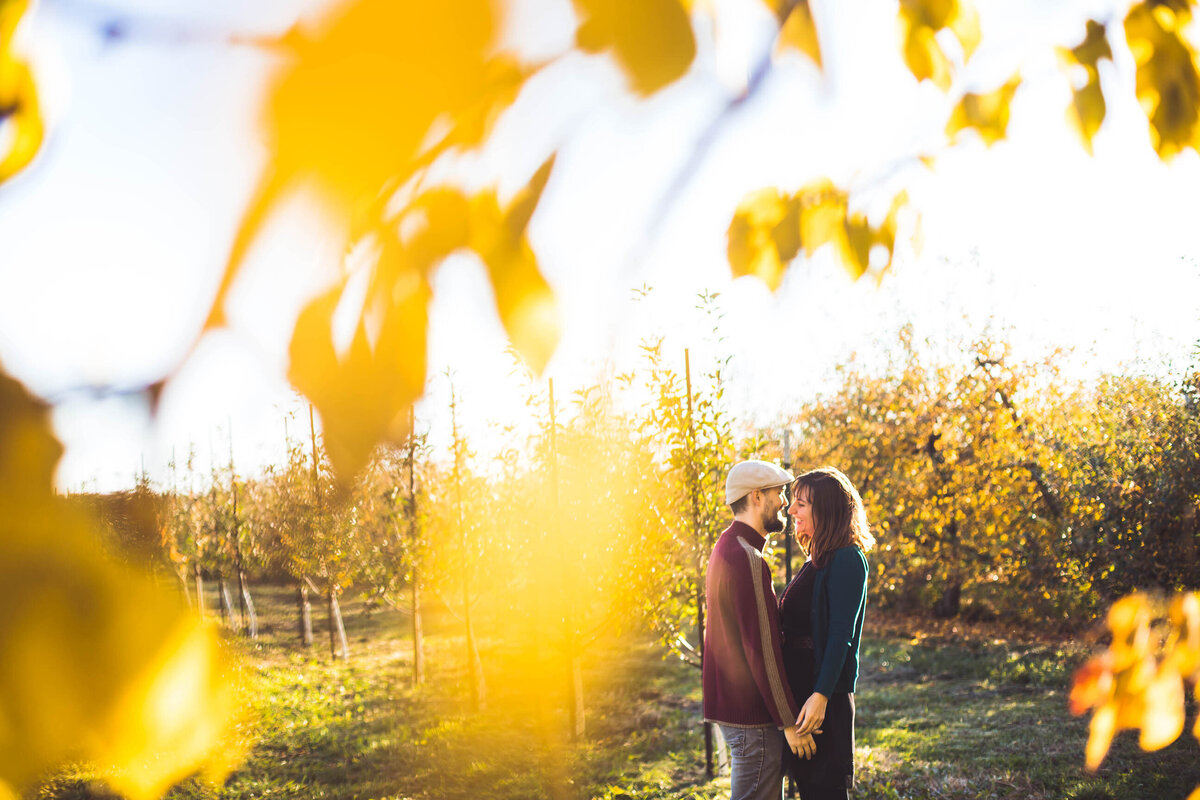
[
  {"xmin": 795, "ymin": 692, "xmax": 828, "ymax": 736},
  {"xmin": 784, "ymin": 725, "xmax": 816, "ymax": 759}
]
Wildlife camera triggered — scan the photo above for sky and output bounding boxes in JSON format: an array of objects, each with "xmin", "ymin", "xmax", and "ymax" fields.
[{"xmin": 3, "ymin": 0, "xmax": 1200, "ymax": 491}]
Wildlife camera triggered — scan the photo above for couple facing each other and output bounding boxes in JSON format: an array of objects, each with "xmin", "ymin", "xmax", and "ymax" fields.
[{"xmin": 703, "ymin": 461, "xmax": 875, "ymax": 800}]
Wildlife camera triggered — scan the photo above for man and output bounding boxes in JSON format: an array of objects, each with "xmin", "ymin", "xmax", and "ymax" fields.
[{"xmin": 703, "ymin": 460, "xmax": 811, "ymax": 800}]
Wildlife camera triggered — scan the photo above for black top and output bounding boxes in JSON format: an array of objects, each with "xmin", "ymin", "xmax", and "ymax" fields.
[
  {"xmin": 778, "ymin": 560, "xmax": 856, "ymax": 789},
  {"xmin": 778, "ymin": 561, "xmax": 817, "ymax": 697}
]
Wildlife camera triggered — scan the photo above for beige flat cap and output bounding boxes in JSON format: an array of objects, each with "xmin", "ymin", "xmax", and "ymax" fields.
[{"xmin": 725, "ymin": 460, "xmax": 794, "ymax": 505}]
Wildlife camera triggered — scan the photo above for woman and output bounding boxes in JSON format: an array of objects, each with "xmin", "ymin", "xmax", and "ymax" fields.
[{"xmin": 778, "ymin": 467, "xmax": 874, "ymax": 800}]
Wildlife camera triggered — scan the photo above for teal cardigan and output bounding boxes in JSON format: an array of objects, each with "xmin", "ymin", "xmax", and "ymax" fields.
[{"xmin": 810, "ymin": 546, "xmax": 870, "ymax": 697}]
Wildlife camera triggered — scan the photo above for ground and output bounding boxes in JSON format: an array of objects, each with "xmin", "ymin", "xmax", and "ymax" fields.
[{"xmin": 32, "ymin": 585, "xmax": 1200, "ymax": 800}]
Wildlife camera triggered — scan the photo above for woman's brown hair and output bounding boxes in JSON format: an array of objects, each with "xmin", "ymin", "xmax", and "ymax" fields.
[{"xmin": 793, "ymin": 466, "xmax": 875, "ymax": 568}]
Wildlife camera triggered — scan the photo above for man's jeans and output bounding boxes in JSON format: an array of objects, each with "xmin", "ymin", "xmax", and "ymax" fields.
[{"xmin": 718, "ymin": 724, "xmax": 784, "ymax": 800}]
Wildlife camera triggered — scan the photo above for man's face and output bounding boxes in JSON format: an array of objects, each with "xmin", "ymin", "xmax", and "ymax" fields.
[{"xmin": 759, "ymin": 486, "xmax": 787, "ymax": 534}]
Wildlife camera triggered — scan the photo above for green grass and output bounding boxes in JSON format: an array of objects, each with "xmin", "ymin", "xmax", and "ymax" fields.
[{"xmin": 29, "ymin": 585, "xmax": 1200, "ymax": 800}]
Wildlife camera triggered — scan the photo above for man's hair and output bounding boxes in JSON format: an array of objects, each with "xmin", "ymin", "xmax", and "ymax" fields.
[
  {"xmin": 729, "ymin": 493, "xmax": 751, "ymax": 515},
  {"xmin": 792, "ymin": 466, "xmax": 875, "ymax": 568}
]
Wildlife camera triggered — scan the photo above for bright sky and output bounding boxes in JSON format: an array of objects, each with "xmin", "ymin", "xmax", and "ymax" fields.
[{"xmin": 3, "ymin": 0, "xmax": 1199, "ymax": 491}]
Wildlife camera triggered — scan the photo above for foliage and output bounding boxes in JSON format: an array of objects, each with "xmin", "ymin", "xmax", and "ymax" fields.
[{"xmin": 1070, "ymin": 592, "xmax": 1200, "ymax": 781}]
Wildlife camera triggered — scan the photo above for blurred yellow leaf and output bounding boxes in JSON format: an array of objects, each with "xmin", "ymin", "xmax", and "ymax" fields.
[
  {"xmin": 207, "ymin": 0, "xmax": 520, "ymax": 329},
  {"xmin": 797, "ymin": 179, "xmax": 848, "ymax": 258},
  {"xmin": 289, "ymin": 264, "xmax": 430, "ymax": 479},
  {"xmin": 726, "ymin": 188, "xmax": 801, "ymax": 291},
  {"xmin": 574, "ymin": 0, "xmax": 696, "ymax": 95},
  {"xmin": 1058, "ymin": 20, "xmax": 1112, "ymax": 154},
  {"xmin": 901, "ymin": 23, "xmax": 951, "ymax": 90},
  {"xmin": 467, "ymin": 156, "xmax": 562, "ymax": 374},
  {"xmin": 291, "ymin": 160, "xmax": 558, "ymax": 479},
  {"xmin": 1070, "ymin": 654, "xmax": 1114, "ymax": 716},
  {"xmin": 776, "ymin": 1, "xmax": 822, "ymax": 69},
  {"xmin": 0, "ymin": 369, "xmax": 236, "ymax": 795},
  {"xmin": 1086, "ymin": 703, "xmax": 1117, "ymax": 770},
  {"xmin": 843, "ymin": 213, "xmax": 872, "ymax": 279},
  {"xmin": 1187, "ymin": 785, "xmax": 1200, "ymax": 800},
  {"xmin": 1125, "ymin": 0, "xmax": 1200, "ymax": 159},
  {"xmin": 898, "ymin": 0, "xmax": 979, "ymax": 89},
  {"xmin": 1138, "ymin": 664, "xmax": 1185, "ymax": 750},
  {"xmin": 946, "ymin": 74, "xmax": 1022, "ymax": 146},
  {"xmin": 0, "ymin": 0, "xmax": 42, "ymax": 182},
  {"xmin": 268, "ymin": 0, "xmax": 497, "ymax": 209},
  {"xmin": 1167, "ymin": 592, "xmax": 1200, "ymax": 675}
]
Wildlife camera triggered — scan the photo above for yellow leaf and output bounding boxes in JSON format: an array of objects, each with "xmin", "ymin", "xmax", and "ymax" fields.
[
  {"xmin": 207, "ymin": 0, "xmax": 514, "ymax": 328},
  {"xmin": 726, "ymin": 188, "xmax": 800, "ymax": 291},
  {"xmin": 901, "ymin": 22, "xmax": 952, "ymax": 90},
  {"xmin": 843, "ymin": 213, "xmax": 872, "ymax": 279},
  {"xmin": 1137, "ymin": 664, "xmax": 1184, "ymax": 751},
  {"xmin": 796, "ymin": 179, "xmax": 848, "ymax": 258},
  {"xmin": 574, "ymin": 0, "xmax": 696, "ymax": 95},
  {"xmin": 777, "ymin": 1, "xmax": 822, "ymax": 69},
  {"xmin": 947, "ymin": 1, "xmax": 981, "ymax": 61},
  {"xmin": 1086, "ymin": 702, "xmax": 1117, "ymax": 770},
  {"xmin": 1186, "ymin": 785, "xmax": 1200, "ymax": 800},
  {"xmin": 0, "ymin": 0, "xmax": 42, "ymax": 183},
  {"xmin": 467, "ymin": 157, "xmax": 562, "ymax": 374},
  {"xmin": 288, "ymin": 265, "xmax": 429, "ymax": 479},
  {"xmin": 102, "ymin": 621, "xmax": 239, "ymax": 800},
  {"xmin": 1070, "ymin": 654, "xmax": 1114, "ymax": 715},
  {"xmin": 1125, "ymin": 1, "xmax": 1200, "ymax": 159},
  {"xmin": 268, "ymin": 0, "xmax": 497, "ymax": 209},
  {"xmin": 0, "ymin": 370, "xmax": 236, "ymax": 793},
  {"xmin": 945, "ymin": 74, "xmax": 1022, "ymax": 146},
  {"xmin": 1066, "ymin": 79, "xmax": 1107, "ymax": 155},
  {"xmin": 898, "ymin": 0, "xmax": 979, "ymax": 86},
  {"xmin": 1059, "ymin": 20, "xmax": 1112, "ymax": 154}
]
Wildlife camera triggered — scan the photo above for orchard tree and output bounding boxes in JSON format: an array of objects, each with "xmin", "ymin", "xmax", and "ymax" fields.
[{"xmin": 7, "ymin": 0, "xmax": 1200, "ymax": 794}]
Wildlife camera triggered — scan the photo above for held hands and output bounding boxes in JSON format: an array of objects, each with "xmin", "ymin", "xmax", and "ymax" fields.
[
  {"xmin": 783, "ymin": 725, "xmax": 816, "ymax": 759},
  {"xmin": 795, "ymin": 692, "xmax": 828, "ymax": 736}
]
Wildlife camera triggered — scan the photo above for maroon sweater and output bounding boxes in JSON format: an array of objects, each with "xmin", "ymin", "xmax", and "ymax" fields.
[{"xmin": 702, "ymin": 521, "xmax": 800, "ymax": 728}]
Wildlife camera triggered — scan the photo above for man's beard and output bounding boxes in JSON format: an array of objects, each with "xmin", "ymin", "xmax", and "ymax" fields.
[{"xmin": 763, "ymin": 509, "xmax": 785, "ymax": 533}]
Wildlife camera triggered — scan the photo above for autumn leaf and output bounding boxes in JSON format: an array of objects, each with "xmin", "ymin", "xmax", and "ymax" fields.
[
  {"xmin": 0, "ymin": 0, "xmax": 42, "ymax": 182},
  {"xmin": 288, "ymin": 265, "xmax": 430, "ymax": 479},
  {"xmin": 467, "ymin": 155, "xmax": 562, "ymax": 374},
  {"xmin": 776, "ymin": 0, "xmax": 822, "ymax": 69},
  {"xmin": 898, "ymin": 0, "xmax": 980, "ymax": 89},
  {"xmin": 574, "ymin": 0, "xmax": 697, "ymax": 95},
  {"xmin": 1138, "ymin": 664, "xmax": 1185, "ymax": 750},
  {"xmin": 1058, "ymin": 20, "xmax": 1112, "ymax": 154},
  {"xmin": 726, "ymin": 188, "xmax": 801, "ymax": 290},
  {"xmin": 1125, "ymin": 0, "xmax": 1200, "ymax": 159},
  {"xmin": 206, "ymin": 0, "xmax": 521, "ymax": 329},
  {"xmin": 0, "ymin": 369, "xmax": 236, "ymax": 796},
  {"xmin": 946, "ymin": 74, "xmax": 1022, "ymax": 146},
  {"xmin": 796, "ymin": 179, "xmax": 849, "ymax": 259}
]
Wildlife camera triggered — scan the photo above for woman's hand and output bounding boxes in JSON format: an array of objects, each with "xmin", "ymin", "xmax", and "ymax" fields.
[
  {"xmin": 795, "ymin": 692, "xmax": 828, "ymax": 736},
  {"xmin": 784, "ymin": 725, "xmax": 817, "ymax": 759}
]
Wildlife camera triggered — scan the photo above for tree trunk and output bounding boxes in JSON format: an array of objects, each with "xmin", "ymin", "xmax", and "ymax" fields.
[
  {"xmin": 218, "ymin": 579, "xmax": 235, "ymax": 626},
  {"xmin": 568, "ymin": 651, "xmax": 584, "ymax": 740},
  {"xmin": 411, "ymin": 568, "xmax": 424, "ymax": 686},
  {"xmin": 464, "ymin": 599, "xmax": 484, "ymax": 710},
  {"xmin": 237, "ymin": 570, "xmax": 258, "ymax": 638},
  {"xmin": 298, "ymin": 582, "xmax": 314, "ymax": 647},
  {"xmin": 194, "ymin": 564, "xmax": 206, "ymax": 619},
  {"xmin": 328, "ymin": 584, "xmax": 349, "ymax": 661},
  {"xmin": 178, "ymin": 567, "xmax": 193, "ymax": 610}
]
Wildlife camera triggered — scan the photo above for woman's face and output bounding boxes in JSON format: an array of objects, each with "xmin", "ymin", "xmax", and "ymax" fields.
[{"xmin": 788, "ymin": 486, "xmax": 815, "ymax": 551}]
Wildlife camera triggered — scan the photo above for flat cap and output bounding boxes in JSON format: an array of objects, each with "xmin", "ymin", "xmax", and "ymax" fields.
[{"xmin": 725, "ymin": 460, "xmax": 794, "ymax": 505}]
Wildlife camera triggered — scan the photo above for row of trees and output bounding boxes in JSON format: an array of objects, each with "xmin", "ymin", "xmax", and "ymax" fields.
[
  {"xmin": 82, "ymin": 330, "xmax": 1200, "ymax": 747},
  {"xmin": 785, "ymin": 326, "xmax": 1200, "ymax": 624}
]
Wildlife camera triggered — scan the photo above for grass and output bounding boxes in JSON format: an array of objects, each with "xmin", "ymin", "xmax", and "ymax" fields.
[{"xmin": 30, "ymin": 585, "xmax": 1200, "ymax": 800}]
